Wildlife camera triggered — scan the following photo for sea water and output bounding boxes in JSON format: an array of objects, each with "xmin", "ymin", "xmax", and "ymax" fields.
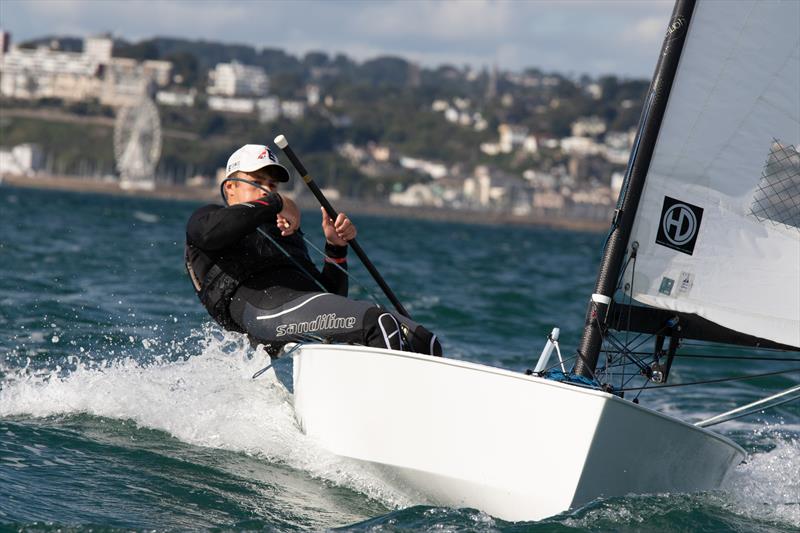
[{"xmin": 1, "ymin": 186, "xmax": 797, "ymax": 531}]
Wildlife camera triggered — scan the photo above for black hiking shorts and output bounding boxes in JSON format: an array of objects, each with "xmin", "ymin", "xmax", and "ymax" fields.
[{"xmin": 229, "ymin": 286, "xmax": 441, "ymax": 357}]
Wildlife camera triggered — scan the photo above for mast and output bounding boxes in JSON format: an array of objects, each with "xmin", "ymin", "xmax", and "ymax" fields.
[{"xmin": 573, "ymin": 0, "xmax": 697, "ymax": 378}]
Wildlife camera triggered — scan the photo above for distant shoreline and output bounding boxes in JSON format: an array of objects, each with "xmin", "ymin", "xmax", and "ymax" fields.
[{"xmin": 2, "ymin": 174, "xmax": 609, "ymax": 233}]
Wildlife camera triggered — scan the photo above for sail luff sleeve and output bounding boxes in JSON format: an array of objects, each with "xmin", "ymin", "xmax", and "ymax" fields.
[{"xmin": 573, "ymin": 0, "xmax": 697, "ymax": 378}]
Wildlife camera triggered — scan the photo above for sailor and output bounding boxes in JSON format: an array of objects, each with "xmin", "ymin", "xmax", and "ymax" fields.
[{"xmin": 185, "ymin": 143, "xmax": 442, "ymax": 357}]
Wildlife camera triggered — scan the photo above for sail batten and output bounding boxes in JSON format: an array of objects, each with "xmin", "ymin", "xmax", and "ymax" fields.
[{"xmin": 623, "ymin": 0, "xmax": 800, "ymax": 349}]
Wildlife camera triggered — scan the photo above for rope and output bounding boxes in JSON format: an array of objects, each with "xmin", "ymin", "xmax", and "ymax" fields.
[
  {"xmin": 301, "ymin": 236, "xmax": 383, "ymax": 306},
  {"xmin": 220, "ymin": 176, "xmax": 372, "ymax": 297},
  {"xmin": 600, "ymin": 350, "xmax": 800, "ymax": 363},
  {"xmin": 541, "ymin": 352, "xmax": 579, "ymax": 374},
  {"xmin": 617, "ymin": 367, "xmax": 800, "ymax": 392},
  {"xmin": 604, "ymin": 245, "xmax": 649, "ymax": 390},
  {"xmin": 603, "ymin": 331, "xmax": 650, "ymax": 373},
  {"xmin": 632, "ymin": 379, "xmax": 649, "ymax": 402},
  {"xmin": 255, "ymin": 227, "xmax": 328, "ymax": 292},
  {"xmin": 623, "ymin": 249, "xmax": 637, "ymax": 362},
  {"xmin": 680, "ymin": 341, "xmax": 795, "ymax": 353}
]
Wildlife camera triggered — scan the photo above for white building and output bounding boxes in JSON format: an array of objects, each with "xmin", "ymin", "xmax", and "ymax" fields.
[
  {"xmin": 337, "ymin": 143, "xmax": 368, "ymax": 165},
  {"xmin": 585, "ymin": 83, "xmax": 603, "ymax": 100},
  {"xmin": 207, "ymin": 96, "xmax": 255, "ymax": 113},
  {"xmin": 444, "ymin": 107, "xmax": 459, "ymax": 123},
  {"xmin": 462, "ymin": 166, "xmax": 511, "ymax": 207},
  {"xmin": 0, "ymin": 44, "xmax": 102, "ymax": 101},
  {"xmin": 257, "ymin": 96, "xmax": 281, "ymax": 122},
  {"xmin": 463, "ymin": 168, "xmax": 493, "ymax": 207},
  {"xmin": 480, "ymin": 142, "xmax": 501, "ymax": 156},
  {"xmin": 156, "ymin": 88, "xmax": 196, "ymax": 107},
  {"xmin": 369, "ymin": 144, "xmax": 391, "ymax": 162},
  {"xmin": 571, "ymin": 186, "xmax": 614, "ymax": 205},
  {"xmin": 84, "ymin": 36, "xmax": 113, "ymax": 62},
  {"xmin": 604, "ymin": 147, "xmax": 631, "ymax": 165},
  {"xmin": 532, "ymin": 190, "xmax": 565, "ymax": 209},
  {"xmin": 207, "ymin": 61, "xmax": 269, "ymax": 97},
  {"xmin": 453, "ymin": 97, "xmax": 471, "ymax": 110},
  {"xmin": 523, "ymin": 135, "xmax": 538, "ymax": 154},
  {"xmin": 140, "ymin": 60, "xmax": 172, "ymax": 87},
  {"xmin": 571, "ymin": 116, "xmax": 607, "ymax": 137},
  {"xmin": 604, "ymin": 130, "xmax": 635, "ymax": 150},
  {"xmin": 561, "ymin": 136, "xmax": 602, "ymax": 156},
  {"xmin": 0, "ymin": 143, "xmax": 45, "ymax": 176},
  {"xmin": 603, "ymin": 130, "xmax": 635, "ymax": 165},
  {"xmin": 431, "ymin": 99, "xmax": 448, "ymax": 112},
  {"xmin": 306, "ymin": 84, "xmax": 320, "ymax": 106},
  {"xmin": 399, "ymin": 156, "xmax": 447, "ymax": 179},
  {"xmin": 498, "ymin": 124, "xmax": 528, "ymax": 153},
  {"xmin": 0, "ymin": 33, "xmax": 172, "ymax": 107},
  {"xmin": 389, "ymin": 183, "xmax": 441, "ymax": 207},
  {"xmin": 543, "ymin": 138, "xmax": 561, "ymax": 150},
  {"xmin": 101, "ymin": 57, "xmax": 172, "ymax": 107},
  {"xmin": 281, "ymin": 100, "xmax": 305, "ymax": 120},
  {"xmin": 523, "ymin": 169, "xmax": 558, "ymax": 190}
]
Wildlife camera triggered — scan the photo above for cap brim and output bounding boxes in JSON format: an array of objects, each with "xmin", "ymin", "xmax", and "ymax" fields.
[
  {"xmin": 260, "ymin": 163, "xmax": 291, "ymax": 183},
  {"xmin": 235, "ymin": 162, "xmax": 291, "ymax": 182}
]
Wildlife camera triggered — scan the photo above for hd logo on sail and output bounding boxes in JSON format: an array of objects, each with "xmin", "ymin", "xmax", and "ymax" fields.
[{"xmin": 656, "ymin": 196, "xmax": 704, "ymax": 255}]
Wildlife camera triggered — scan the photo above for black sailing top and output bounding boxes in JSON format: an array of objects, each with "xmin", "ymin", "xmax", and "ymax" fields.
[{"xmin": 184, "ymin": 193, "xmax": 349, "ymax": 326}]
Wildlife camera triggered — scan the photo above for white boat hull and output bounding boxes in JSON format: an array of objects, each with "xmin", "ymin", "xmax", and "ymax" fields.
[{"xmin": 291, "ymin": 345, "xmax": 745, "ymax": 521}]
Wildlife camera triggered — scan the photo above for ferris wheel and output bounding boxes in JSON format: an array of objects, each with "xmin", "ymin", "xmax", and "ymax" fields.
[{"xmin": 114, "ymin": 96, "xmax": 162, "ymax": 190}]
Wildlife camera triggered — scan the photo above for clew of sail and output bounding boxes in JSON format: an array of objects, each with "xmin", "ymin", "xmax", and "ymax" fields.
[{"xmin": 623, "ymin": 0, "xmax": 800, "ymax": 348}]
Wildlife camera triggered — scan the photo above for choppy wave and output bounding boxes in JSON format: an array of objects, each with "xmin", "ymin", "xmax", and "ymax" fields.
[
  {"xmin": 725, "ymin": 435, "xmax": 800, "ymax": 527},
  {"xmin": 0, "ymin": 331, "xmax": 416, "ymax": 511}
]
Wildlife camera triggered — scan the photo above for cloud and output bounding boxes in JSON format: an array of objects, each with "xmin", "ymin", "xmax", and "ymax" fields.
[
  {"xmin": 624, "ymin": 16, "xmax": 669, "ymax": 45},
  {"xmin": 351, "ymin": 0, "xmax": 511, "ymax": 41},
  {"xmin": 1, "ymin": 0, "xmax": 674, "ymax": 77}
]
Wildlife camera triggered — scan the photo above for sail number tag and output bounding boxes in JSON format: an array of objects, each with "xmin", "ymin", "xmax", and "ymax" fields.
[{"xmin": 656, "ymin": 196, "xmax": 704, "ymax": 255}]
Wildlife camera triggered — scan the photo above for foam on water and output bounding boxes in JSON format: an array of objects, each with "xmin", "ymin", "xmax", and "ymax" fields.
[
  {"xmin": 132, "ymin": 211, "xmax": 159, "ymax": 224},
  {"xmin": 724, "ymin": 434, "xmax": 800, "ymax": 527},
  {"xmin": 554, "ymin": 433, "xmax": 800, "ymax": 530},
  {"xmin": 0, "ymin": 331, "xmax": 416, "ymax": 510}
]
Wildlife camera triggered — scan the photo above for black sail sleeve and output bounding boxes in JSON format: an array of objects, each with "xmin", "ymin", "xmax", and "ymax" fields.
[{"xmin": 187, "ymin": 195, "xmax": 283, "ymax": 251}]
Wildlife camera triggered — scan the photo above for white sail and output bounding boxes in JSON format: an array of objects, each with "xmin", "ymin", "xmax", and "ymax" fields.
[{"xmin": 624, "ymin": 0, "xmax": 800, "ymax": 348}]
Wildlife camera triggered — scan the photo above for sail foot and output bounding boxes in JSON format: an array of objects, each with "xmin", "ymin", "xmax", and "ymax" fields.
[{"xmin": 608, "ymin": 304, "xmax": 799, "ymax": 352}]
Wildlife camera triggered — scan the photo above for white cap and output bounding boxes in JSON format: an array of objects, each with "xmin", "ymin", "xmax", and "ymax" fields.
[{"xmin": 225, "ymin": 144, "xmax": 290, "ymax": 182}]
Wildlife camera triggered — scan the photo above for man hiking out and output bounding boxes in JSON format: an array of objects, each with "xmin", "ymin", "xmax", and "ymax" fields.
[{"xmin": 185, "ymin": 143, "xmax": 441, "ymax": 357}]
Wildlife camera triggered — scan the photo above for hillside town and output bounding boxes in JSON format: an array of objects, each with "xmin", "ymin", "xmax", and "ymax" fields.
[{"xmin": 0, "ymin": 31, "xmax": 643, "ymax": 221}]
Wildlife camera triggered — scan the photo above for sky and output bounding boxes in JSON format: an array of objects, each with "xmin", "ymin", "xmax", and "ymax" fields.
[{"xmin": 0, "ymin": 0, "xmax": 675, "ymax": 78}]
